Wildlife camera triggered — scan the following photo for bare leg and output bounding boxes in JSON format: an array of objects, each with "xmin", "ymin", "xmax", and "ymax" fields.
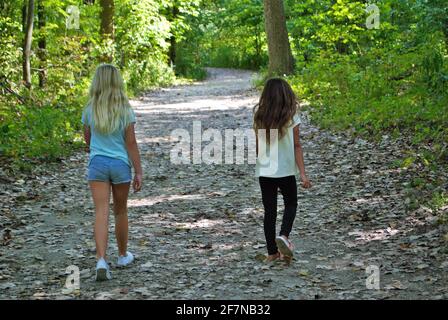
[
  {"xmin": 112, "ymin": 182, "xmax": 130, "ymax": 256},
  {"xmin": 90, "ymin": 181, "xmax": 111, "ymax": 259}
]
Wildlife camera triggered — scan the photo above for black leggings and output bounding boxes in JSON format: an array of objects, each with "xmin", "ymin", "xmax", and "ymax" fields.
[{"xmin": 259, "ymin": 175, "xmax": 298, "ymax": 255}]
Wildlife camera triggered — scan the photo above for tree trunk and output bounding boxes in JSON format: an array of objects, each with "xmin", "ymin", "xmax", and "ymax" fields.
[
  {"xmin": 22, "ymin": 4, "xmax": 27, "ymax": 32},
  {"xmin": 99, "ymin": 0, "xmax": 114, "ymax": 62},
  {"xmin": 100, "ymin": 0, "xmax": 114, "ymax": 37},
  {"xmin": 255, "ymin": 24, "xmax": 262, "ymax": 67},
  {"xmin": 263, "ymin": 0, "xmax": 294, "ymax": 76},
  {"xmin": 37, "ymin": 0, "xmax": 46, "ymax": 87},
  {"xmin": 23, "ymin": 0, "xmax": 34, "ymax": 89},
  {"xmin": 168, "ymin": 4, "xmax": 179, "ymax": 66},
  {"xmin": 169, "ymin": 34, "xmax": 177, "ymax": 66}
]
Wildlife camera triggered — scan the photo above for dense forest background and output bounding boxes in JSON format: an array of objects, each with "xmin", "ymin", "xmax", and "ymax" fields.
[{"xmin": 0, "ymin": 1, "xmax": 447, "ymax": 206}]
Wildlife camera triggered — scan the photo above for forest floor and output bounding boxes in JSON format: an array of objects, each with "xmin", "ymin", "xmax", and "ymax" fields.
[{"xmin": 0, "ymin": 68, "xmax": 447, "ymax": 300}]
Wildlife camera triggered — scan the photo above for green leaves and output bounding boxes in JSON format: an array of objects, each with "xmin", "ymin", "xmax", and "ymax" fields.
[
  {"xmin": 1, "ymin": 0, "xmax": 204, "ymax": 163},
  {"xmin": 177, "ymin": 0, "xmax": 266, "ymax": 70},
  {"xmin": 286, "ymin": 0, "xmax": 448, "ymax": 158}
]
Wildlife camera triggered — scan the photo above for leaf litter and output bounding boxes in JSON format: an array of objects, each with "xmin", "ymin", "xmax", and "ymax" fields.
[{"xmin": 0, "ymin": 68, "xmax": 447, "ymax": 300}]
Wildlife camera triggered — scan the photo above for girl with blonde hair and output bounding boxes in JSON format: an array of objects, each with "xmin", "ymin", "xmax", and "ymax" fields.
[{"xmin": 82, "ymin": 64, "xmax": 142, "ymax": 281}]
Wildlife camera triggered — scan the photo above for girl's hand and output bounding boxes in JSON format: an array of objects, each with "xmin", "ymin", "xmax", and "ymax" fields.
[
  {"xmin": 133, "ymin": 173, "xmax": 142, "ymax": 192},
  {"xmin": 301, "ymin": 175, "xmax": 311, "ymax": 188}
]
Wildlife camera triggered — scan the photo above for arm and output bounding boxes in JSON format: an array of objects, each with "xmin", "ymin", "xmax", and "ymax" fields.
[
  {"xmin": 83, "ymin": 125, "xmax": 91, "ymax": 152},
  {"xmin": 293, "ymin": 125, "xmax": 311, "ymax": 188},
  {"xmin": 125, "ymin": 123, "xmax": 143, "ymax": 192}
]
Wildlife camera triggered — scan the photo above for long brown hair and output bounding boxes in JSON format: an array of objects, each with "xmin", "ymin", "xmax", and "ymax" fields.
[{"xmin": 253, "ymin": 78, "xmax": 298, "ymax": 144}]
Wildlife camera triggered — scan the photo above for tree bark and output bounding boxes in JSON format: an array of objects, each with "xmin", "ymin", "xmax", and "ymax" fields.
[
  {"xmin": 168, "ymin": 4, "xmax": 179, "ymax": 66},
  {"xmin": 99, "ymin": 0, "xmax": 114, "ymax": 62},
  {"xmin": 22, "ymin": 4, "xmax": 27, "ymax": 32},
  {"xmin": 263, "ymin": 0, "xmax": 294, "ymax": 76},
  {"xmin": 37, "ymin": 0, "xmax": 46, "ymax": 87},
  {"xmin": 100, "ymin": 0, "xmax": 114, "ymax": 38},
  {"xmin": 23, "ymin": 0, "xmax": 35, "ymax": 89}
]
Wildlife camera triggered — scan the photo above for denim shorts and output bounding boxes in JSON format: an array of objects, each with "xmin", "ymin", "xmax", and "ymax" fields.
[{"xmin": 87, "ymin": 155, "xmax": 132, "ymax": 184}]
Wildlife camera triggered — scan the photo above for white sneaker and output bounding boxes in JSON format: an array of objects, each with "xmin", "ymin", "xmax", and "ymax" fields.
[
  {"xmin": 275, "ymin": 235, "xmax": 294, "ymax": 258},
  {"xmin": 117, "ymin": 251, "xmax": 134, "ymax": 267},
  {"xmin": 96, "ymin": 258, "xmax": 112, "ymax": 281}
]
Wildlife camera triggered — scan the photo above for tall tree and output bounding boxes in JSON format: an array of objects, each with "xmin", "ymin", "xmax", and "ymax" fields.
[
  {"xmin": 263, "ymin": 0, "xmax": 294, "ymax": 75},
  {"xmin": 100, "ymin": 0, "xmax": 114, "ymax": 37},
  {"xmin": 100, "ymin": 0, "xmax": 114, "ymax": 62},
  {"xmin": 168, "ymin": 3, "xmax": 180, "ymax": 66},
  {"xmin": 23, "ymin": 0, "xmax": 35, "ymax": 88},
  {"xmin": 37, "ymin": 0, "xmax": 46, "ymax": 87}
]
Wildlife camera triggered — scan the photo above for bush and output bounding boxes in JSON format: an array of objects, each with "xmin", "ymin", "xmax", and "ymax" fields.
[
  {"xmin": 288, "ymin": 43, "xmax": 448, "ymax": 159},
  {"xmin": 0, "ymin": 101, "xmax": 84, "ymax": 162}
]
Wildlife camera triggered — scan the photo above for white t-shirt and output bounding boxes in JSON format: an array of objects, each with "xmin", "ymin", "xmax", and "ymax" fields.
[{"xmin": 255, "ymin": 113, "xmax": 301, "ymax": 178}]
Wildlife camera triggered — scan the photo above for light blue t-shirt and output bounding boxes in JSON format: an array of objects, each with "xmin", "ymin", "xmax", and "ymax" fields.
[{"xmin": 82, "ymin": 105, "xmax": 136, "ymax": 167}]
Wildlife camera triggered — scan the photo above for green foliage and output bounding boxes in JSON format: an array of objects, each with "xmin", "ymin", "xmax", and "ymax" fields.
[
  {"xmin": 2, "ymin": 0, "xmax": 448, "ymax": 171},
  {"xmin": 285, "ymin": 0, "xmax": 448, "ymax": 163},
  {"xmin": 114, "ymin": 0, "xmax": 175, "ymax": 93},
  {"xmin": 177, "ymin": 0, "xmax": 267, "ymax": 71},
  {"xmin": 0, "ymin": 15, "xmax": 21, "ymax": 84},
  {"xmin": 432, "ymin": 192, "xmax": 448, "ymax": 224},
  {"xmin": 0, "ymin": 0, "xmax": 204, "ymax": 164},
  {"xmin": 0, "ymin": 100, "xmax": 84, "ymax": 161},
  {"xmin": 175, "ymin": 40, "xmax": 208, "ymax": 80},
  {"xmin": 210, "ymin": 0, "xmax": 266, "ymax": 69}
]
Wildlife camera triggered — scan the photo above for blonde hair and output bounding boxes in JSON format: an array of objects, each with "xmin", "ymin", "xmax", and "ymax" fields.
[{"xmin": 88, "ymin": 64, "xmax": 132, "ymax": 134}]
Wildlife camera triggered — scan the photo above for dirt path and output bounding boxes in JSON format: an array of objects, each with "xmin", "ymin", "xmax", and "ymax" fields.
[{"xmin": 0, "ymin": 68, "xmax": 447, "ymax": 300}]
